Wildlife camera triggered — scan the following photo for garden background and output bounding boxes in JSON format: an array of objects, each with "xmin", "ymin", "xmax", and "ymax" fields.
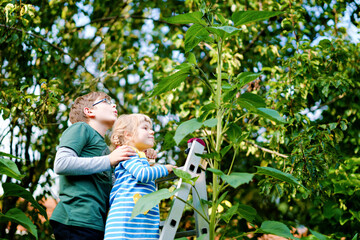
[{"xmin": 1, "ymin": 0, "xmax": 360, "ymax": 239}]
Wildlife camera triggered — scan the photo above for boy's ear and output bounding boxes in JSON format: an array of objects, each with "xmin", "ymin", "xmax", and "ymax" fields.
[{"xmin": 84, "ymin": 107, "xmax": 95, "ymax": 118}]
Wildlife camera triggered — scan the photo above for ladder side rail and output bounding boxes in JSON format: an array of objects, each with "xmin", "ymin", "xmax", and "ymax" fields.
[{"xmin": 159, "ymin": 141, "xmax": 205, "ymax": 240}]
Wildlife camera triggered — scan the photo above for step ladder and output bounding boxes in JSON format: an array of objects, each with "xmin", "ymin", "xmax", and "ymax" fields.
[{"xmin": 156, "ymin": 138, "xmax": 210, "ymax": 240}]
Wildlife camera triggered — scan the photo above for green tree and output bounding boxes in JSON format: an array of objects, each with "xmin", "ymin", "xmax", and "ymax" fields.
[{"xmin": 1, "ymin": 0, "xmax": 360, "ymax": 239}]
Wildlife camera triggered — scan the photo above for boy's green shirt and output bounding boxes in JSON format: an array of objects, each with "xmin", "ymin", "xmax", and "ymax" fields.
[{"xmin": 51, "ymin": 122, "xmax": 112, "ymax": 231}]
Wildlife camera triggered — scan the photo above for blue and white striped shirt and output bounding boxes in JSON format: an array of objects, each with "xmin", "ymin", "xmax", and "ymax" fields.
[{"xmin": 104, "ymin": 149, "xmax": 168, "ymax": 240}]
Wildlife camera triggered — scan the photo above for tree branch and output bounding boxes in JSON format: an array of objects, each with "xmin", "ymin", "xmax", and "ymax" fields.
[
  {"xmin": 0, "ymin": 23, "xmax": 95, "ymax": 78},
  {"xmin": 245, "ymin": 140, "xmax": 289, "ymax": 158}
]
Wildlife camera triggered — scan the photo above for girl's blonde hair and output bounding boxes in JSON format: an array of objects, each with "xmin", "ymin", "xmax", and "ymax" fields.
[{"xmin": 110, "ymin": 114, "xmax": 152, "ymax": 150}]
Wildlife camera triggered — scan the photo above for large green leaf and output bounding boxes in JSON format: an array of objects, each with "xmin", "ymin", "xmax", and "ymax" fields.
[
  {"xmin": 309, "ymin": 229, "xmax": 329, "ymax": 240},
  {"xmin": 206, "ymin": 26, "xmax": 241, "ymax": 39},
  {"xmin": 173, "ymin": 168, "xmax": 192, "ymax": 181},
  {"xmin": 226, "ymin": 124, "xmax": 248, "ymax": 144},
  {"xmin": 150, "ymin": 67, "xmax": 191, "ymax": 97},
  {"xmin": 236, "ymin": 72, "xmax": 262, "ymax": 88},
  {"xmin": 173, "ymin": 118, "xmax": 203, "ymax": 145},
  {"xmin": 238, "ymin": 93, "xmax": 266, "ymax": 108},
  {"xmin": 221, "ymin": 203, "xmax": 239, "ymax": 223},
  {"xmin": 232, "ymin": 11, "xmax": 283, "ymax": 26},
  {"xmin": 238, "ymin": 204, "xmax": 257, "ymax": 222},
  {"xmin": 256, "ymin": 108, "xmax": 287, "ymax": 124},
  {"xmin": 0, "ymin": 208, "xmax": 38, "ymax": 239},
  {"xmin": 207, "ymin": 168, "xmax": 225, "ymax": 176},
  {"xmin": 0, "ymin": 157, "xmax": 24, "ymax": 180},
  {"xmin": 207, "ymin": 168, "xmax": 253, "ymax": 188},
  {"xmin": 238, "ymin": 99, "xmax": 257, "ymax": 112},
  {"xmin": 131, "ymin": 188, "xmax": 180, "ymax": 220},
  {"xmin": 185, "ymin": 24, "xmax": 210, "ymax": 53},
  {"xmin": 221, "ymin": 172, "xmax": 254, "ymax": 188},
  {"xmin": 165, "ymin": 11, "xmax": 206, "ymax": 25},
  {"xmin": 2, "ymin": 183, "xmax": 48, "ymax": 219},
  {"xmin": 203, "ymin": 118, "xmax": 217, "ymax": 127},
  {"xmin": 257, "ymin": 221, "xmax": 297, "ymax": 239},
  {"xmin": 256, "ymin": 166, "xmax": 303, "ymax": 188}
]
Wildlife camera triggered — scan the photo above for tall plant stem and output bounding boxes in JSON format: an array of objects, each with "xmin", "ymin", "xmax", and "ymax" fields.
[{"xmin": 210, "ymin": 39, "xmax": 223, "ymax": 240}]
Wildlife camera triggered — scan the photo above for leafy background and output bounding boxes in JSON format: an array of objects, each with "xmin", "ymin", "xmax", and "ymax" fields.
[{"xmin": 1, "ymin": 0, "xmax": 360, "ymax": 239}]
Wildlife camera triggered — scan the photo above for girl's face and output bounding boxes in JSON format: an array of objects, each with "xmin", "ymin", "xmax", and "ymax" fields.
[{"xmin": 130, "ymin": 120, "xmax": 154, "ymax": 151}]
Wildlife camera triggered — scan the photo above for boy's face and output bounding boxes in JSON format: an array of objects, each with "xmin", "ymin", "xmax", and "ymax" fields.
[
  {"xmin": 89, "ymin": 97, "xmax": 118, "ymax": 127},
  {"xmin": 131, "ymin": 120, "xmax": 154, "ymax": 151}
]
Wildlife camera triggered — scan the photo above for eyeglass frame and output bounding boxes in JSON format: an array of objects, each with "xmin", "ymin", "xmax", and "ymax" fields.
[{"xmin": 92, "ymin": 98, "xmax": 113, "ymax": 106}]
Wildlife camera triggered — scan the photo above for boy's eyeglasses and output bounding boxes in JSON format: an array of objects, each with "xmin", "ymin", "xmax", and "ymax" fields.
[{"xmin": 92, "ymin": 98, "xmax": 113, "ymax": 106}]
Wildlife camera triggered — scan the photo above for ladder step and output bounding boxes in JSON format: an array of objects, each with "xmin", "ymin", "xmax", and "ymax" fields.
[
  {"xmin": 156, "ymin": 172, "xmax": 178, "ymax": 183},
  {"xmin": 175, "ymin": 230, "xmax": 197, "ymax": 238},
  {"xmin": 160, "ymin": 222, "xmax": 197, "ymax": 238}
]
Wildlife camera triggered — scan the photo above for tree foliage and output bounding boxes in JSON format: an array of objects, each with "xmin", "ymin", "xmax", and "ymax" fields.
[{"xmin": 1, "ymin": 0, "xmax": 360, "ymax": 239}]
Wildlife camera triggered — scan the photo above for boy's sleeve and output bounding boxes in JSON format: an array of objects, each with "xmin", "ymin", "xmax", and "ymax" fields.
[
  {"xmin": 54, "ymin": 147, "xmax": 111, "ymax": 175},
  {"xmin": 58, "ymin": 123, "xmax": 88, "ymax": 156},
  {"xmin": 54, "ymin": 123, "xmax": 111, "ymax": 175},
  {"xmin": 121, "ymin": 156, "xmax": 168, "ymax": 183}
]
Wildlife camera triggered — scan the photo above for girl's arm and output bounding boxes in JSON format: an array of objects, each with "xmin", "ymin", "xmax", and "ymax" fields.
[{"xmin": 121, "ymin": 156, "xmax": 169, "ymax": 183}]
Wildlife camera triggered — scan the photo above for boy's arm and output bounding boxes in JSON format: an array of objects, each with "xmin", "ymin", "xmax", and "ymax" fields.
[
  {"xmin": 121, "ymin": 156, "xmax": 169, "ymax": 183},
  {"xmin": 54, "ymin": 146, "xmax": 136, "ymax": 176},
  {"xmin": 54, "ymin": 147, "xmax": 111, "ymax": 175}
]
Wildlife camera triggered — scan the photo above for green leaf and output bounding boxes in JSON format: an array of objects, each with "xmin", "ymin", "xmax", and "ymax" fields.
[
  {"xmin": 185, "ymin": 24, "xmax": 210, "ymax": 53},
  {"xmin": 256, "ymin": 108, "xmax": 287, "ymax": 124},
  {"xmin": 0, "ymin": 158, "xmax": 24, "ymax": 180},
  {"xmin": 215, "ymin": 12, "xmax": 227, "ymax": 24},
  {"xmin": 221, "ymin": 203, "xmax": 239, "ymax": 223},
  {"xmin": 174, "ymin": 118, "xmax": 203, "ymax": 145},
  {"xmin": 207, "ymin": 168, "xmax": 225, "ymax": 176},
  {"xmin": 173, "ymin": 168, "xmax": 192, "ymax": 181},
  {"xmin": 352, "ymin": 234, "xmax": 358, "ymax": 240},
  {"xmin": 226, "ymin": 124, "xmax": 248, "ymax": 144},
  {"xmin": 221, "ymin": 172, "xmax": 254, "ymax": 188},
  {"xmin": 309, "ymin": 229, "xmax": 329, "ymax": 240},
  {"xmin": 165, "ymin": 12, "xmax": 206, "ymax": 25},
  {"xmin": 203, "ymin": 118, "xmax": 217, "ymax": 127},
  {"xmin": 150, "ymin": 67, "xmax": 191, "ymax": 97},
  {"xmin": 256, "ymin": 166, "xmax": 303, "ymax": 188},
  {"xmin": 2, "ymin": 183, "xmax": 48, "ymax": 219},
  {"xmin": 319, "ymin": 39, "xmax": 332, "ymax": 48},
  {"xmin": 220, "ymin": 145, "xmax": 232, "ymax": 157},
  {"xmin": 216, "ymin": 191, "xmax": 228, "ymax": 206},
  {"xmin": 207, "ymin": 26, "xmax": 241, "ymax": 39},
  {"xmin": 131, "ymin": 188, "xmax": 180, "ymax": 220},
  {"xmin": 187, "ymin": 52, "xmax": 196, "ymax": 64},
  {"xmin": 238, "ymin": 99, "xmax": 257, "ymax": 112},
  {"xmin": 238, "ymin": 204, "xmax": 257, "ymax": 222},
  {"xmin": 235, "ymin": 72, "xmax": 262, "ymax": 88},
  {"xmin": 0, "ymin": 151, "xmax": 23, "ymax": 160},
  {"xmin": 258, "ymin": 221, "xmax": 297, "ymax": 239},
  {"xmin": 239, "ymin": 93, "xmax": 266, "ymax": 108},
  {"xmin": 0, "ymin": 208, "xmax": 38, "ymax": 239},
  {"xmin": 232, "ymin": 11, "xmax": 283, "ymax": 26}
]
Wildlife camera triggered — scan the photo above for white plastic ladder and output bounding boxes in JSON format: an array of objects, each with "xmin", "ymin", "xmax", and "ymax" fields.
[{"xmin": 157, "ymin": 139, "xmax": 210, "ymax": 240}]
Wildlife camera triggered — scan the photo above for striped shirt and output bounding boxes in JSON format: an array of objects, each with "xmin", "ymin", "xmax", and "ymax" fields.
[{"xmin": 104, "ymin": 149, "xmax": 168, "ymax": 240}]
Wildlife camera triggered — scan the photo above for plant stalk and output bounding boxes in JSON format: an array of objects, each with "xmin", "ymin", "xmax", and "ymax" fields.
[{"xmin": 210, "ymin": 39, "xmax": 223, "ymax": 240}]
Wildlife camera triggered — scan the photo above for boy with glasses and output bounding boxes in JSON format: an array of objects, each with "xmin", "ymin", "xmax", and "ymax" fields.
[{"xmin": 50, "ymin": 92, "xmax": 154, "ymax": 240}]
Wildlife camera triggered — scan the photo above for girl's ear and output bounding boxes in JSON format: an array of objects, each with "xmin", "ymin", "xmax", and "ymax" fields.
[
  {"xmin": 124, "ymin": 131, "xmax": 133, "ymax": 143},
  {"xmin": 84, "ymin": 107, "xmax": 95, "ymax": 118}
]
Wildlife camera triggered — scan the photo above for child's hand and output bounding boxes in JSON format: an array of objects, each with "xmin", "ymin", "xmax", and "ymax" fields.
[
  {"xmin": 109, "ymin": 146, "xmax": 136, "ymax": 167},
  {"xmin": 165, "ymin": 164, "xmax": 177, "ymax": 173},
  {"xmin": 144, "ymin": 148, "xmax": 158, "ymax": 160}
]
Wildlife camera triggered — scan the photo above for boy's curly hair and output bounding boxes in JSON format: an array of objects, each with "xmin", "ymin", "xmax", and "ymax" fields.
[
  {"xmin": 69, "ymin": 92, "xmax": 111, "ymax": 124},
  {"xmin": 110, "ymin": 114, "xmax": 152, "ymax": 150}
]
